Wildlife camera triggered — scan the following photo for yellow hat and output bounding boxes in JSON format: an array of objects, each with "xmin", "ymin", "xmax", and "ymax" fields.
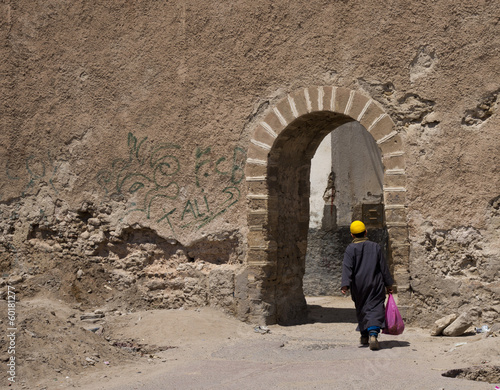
[{"xmin": 350, "ymin": 220, "xmax": 366, "ymax": 234}]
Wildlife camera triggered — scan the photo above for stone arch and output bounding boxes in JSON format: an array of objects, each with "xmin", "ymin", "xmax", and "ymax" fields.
[{"xmin": 243, "ymin": 86, "xmax": 409, "ymax": 325}]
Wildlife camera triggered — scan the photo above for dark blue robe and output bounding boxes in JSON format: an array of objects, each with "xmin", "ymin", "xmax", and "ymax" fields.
[{"xmin": 341, "ymin": 239, "xmax": 394, "ymax": 332}]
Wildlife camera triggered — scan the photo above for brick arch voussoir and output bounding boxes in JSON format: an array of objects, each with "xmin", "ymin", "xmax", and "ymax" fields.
[{"xmin": 245, "ymin": 85, "xmax": 409, "ymax": 259}]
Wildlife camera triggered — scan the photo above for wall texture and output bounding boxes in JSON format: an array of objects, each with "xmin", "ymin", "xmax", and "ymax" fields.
[{"xmin": 1, "ymin": 0, "xmax": 499, "ymax": 326}]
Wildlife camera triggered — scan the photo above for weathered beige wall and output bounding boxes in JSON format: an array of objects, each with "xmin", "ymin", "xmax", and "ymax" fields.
[{"xmin": 1, "ymin": 1, "xmax": 499, "ymax": 325}]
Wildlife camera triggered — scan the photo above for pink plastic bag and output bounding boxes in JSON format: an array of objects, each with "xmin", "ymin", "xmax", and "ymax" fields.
[{"xmin": 383, "ymin": 294, "xmax": 405, "ymax": 335}]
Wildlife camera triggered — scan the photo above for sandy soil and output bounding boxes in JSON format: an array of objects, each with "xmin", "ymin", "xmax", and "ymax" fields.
[{"xmin": 2, "ymin": 295, "xmax": 499, "ymax": 389}]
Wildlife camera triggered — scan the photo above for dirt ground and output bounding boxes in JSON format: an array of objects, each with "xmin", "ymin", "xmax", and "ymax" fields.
[{"xmin": 2, "ymin": 295, "xmax": 500, "ymax": 389}]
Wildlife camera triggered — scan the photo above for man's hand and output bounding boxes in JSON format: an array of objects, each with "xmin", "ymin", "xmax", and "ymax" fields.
[
  {"xmin": 386, "ymin": 286, "xmax": 393, "ymax": 294},
  {"xmin": 341, "ymin": 286, "xmax": 349, "ymax": 295}
]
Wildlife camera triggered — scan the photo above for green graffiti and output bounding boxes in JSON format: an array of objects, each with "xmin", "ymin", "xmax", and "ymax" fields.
[
  {"xmin": 96, "ymin": 132, "xmax": 246, "ymax": 235},
  {"xmin": 3, "ymin": 151, "xmax": 62, "ymax": 197},
  {"xmin": 231, "ymin": 147, "xmax": 246, "ymax": 185},
  {"xmin": 195, "ymin": 147, "xmax": 212, "ymax": 187}
]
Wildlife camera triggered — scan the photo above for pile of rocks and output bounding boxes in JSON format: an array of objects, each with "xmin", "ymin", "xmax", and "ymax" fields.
[{"xmin": 431, "ymin": 310, "xmax": 494, "ymax": 337}]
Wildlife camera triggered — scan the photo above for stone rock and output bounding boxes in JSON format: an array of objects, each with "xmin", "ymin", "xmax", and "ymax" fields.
[
  {"xmin": 80, "ymin": 313, "xmax": 105, "ymax": 320},
  {"xmin": 8, "ymin": 275, "xmax": 24, "ymax": 285},
  {"xmin": 489, "ymin": 322, "xmax": 500, "ymax": 334},
  {"xmin": 88, "ymin": 218, "xmax": 101, "ymax": 226},
  {"xmin": 442, "ymin": 313, "xmax": 474, "ymax": 336},
  {"xmin": 145, "ymin": 279, "xmax": 166, "ymax": 291},
  {"xmin": 431, "ymin": 313, "xmax": 457, "ymax": 336}
]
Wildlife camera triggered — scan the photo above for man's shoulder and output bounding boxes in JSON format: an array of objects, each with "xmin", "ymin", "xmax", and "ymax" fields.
[
  {"xmin": 364, "ymin": 240, "xmax": 381, "ymax": 248},
  {"xmin": 350, "ymin": 240, "xmax": 381, "ymax": 249}
]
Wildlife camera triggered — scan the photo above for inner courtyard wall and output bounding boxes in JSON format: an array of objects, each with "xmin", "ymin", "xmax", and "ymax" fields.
[
  {"xmin": 1, "ymin": 0, "xmax": 499, "ymax": 326},
  {"xmin": 305, "ymin": 122, "xmax": 386, "ymax": 297}
]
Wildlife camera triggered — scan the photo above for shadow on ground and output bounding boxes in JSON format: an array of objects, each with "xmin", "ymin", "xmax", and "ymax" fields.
[
  {"xmin": 307, "ymin": 304, "xmax": 358, "ymax": 324},
  {"xmin": 366, "ymin": 340, "xmax": 411, "ymax": 349}
]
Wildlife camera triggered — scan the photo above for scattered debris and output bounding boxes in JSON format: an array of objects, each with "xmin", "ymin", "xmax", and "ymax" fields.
[
  {"xmin": 111, "ymin": 339, "xmax": 177, "ymax": 355},
  {"xmin": 254, "ymin": 325, "xmax": 270, "ymax": 334},
  {"xmin": 475, "ymin": 325, "xmax": 490, "ymax": 334}
]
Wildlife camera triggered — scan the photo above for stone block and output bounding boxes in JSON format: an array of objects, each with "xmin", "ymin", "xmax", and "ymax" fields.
[
  {"xmin": 247, "ymin": 247, "xmax": 277, "ymax": 264},
  {"xmin": 246, "ymin": 179, "xmax": 268, "ymax": 194},
  {"xmin": 248, "ymin": 230, "xmax": 270, "ymax": 248},
  {"xmin": 393, "ymin": 270, "xmax": 410, "ymax": 286},
  {"xmin": 322, "ymin": 86, "xmax": 334, "ymax": 111},
  {"xmin": 262, "ymin": 111, "xmax": 286, "ymax": 136},
  {"xmin": 369, "ymin": 115, "xmax": 396, "ymax": 142},
  {"xmin": 378, "ymin": 134, "xmax": 404, "ymax": 155},
  {"xmin": 247, "ymin": 210, "xmax": 267, "ymax": 226},
  {"xmin": 253, "ymin": 124, "xmax": 277, "ymax": 146},
  {"xmin": 382, "ymin": 154, "xmax": 406, "ymax": 170},
  {"xmin": 245, "ymin": 162, "xmax": 267, "ymax": 178},
  {"xmin": 333, "ymin": 87, "xmax": 351, "ymax": 114},
  {"xmin": 383, "ymin": 173, "xmax": 407, "ymax": 188},
  {"xmin": 346, "ymin": 92, "xmax": 370, "ymax": 120},
  {"xmin": 307, "ymin": 87, "xmax": 319, "ymax": 112},
  {"xmin": 276, "ymin": 99, "xmax": 296, "ymax": 124},
  {"xmin": 384, "ymin": 189, "xmax": 406, "ymax": 205},
  {"xmin": 288, "ymin": 90, "xmax": 309, "ymax": 118},
  {"xmin": 431, "ymin": 314, "xmax": 457, "ymax": 336},
  {"xmin": 247, "ymin": 143, "xmax": 269, "ymax": 161},
  {"xmin": 385, "ymin": 207, "xmax": 408, "ymax": 225},
  {"xmin": 248, "ymin": 198, "xmax": 268, "ymax": 211},
  {"xmin": 387, "ymin": 226, "xmax": 409, "ymax": 243},
  {"xmin": 442, "ymin": 312, "xmax": 474, "ymax": 336},
  {"xmin": 358, "ymin": 101, "xmax": 385, "ymax": 130},
  {"xmin": 390, "ymin": 244, "xmax": 410, "ymax": 266}
]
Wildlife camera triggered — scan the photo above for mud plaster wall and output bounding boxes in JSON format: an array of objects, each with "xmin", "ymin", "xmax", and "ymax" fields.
[{"xmin": 1, "ymin": 1, "xmax": 499, "ymax": 325}]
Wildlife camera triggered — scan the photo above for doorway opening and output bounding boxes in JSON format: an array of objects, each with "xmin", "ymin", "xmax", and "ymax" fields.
[
  {"xmin": 242, "ymin": 87, "xmax": 409, "ymax": 325},
  {"xmin": 304, "ymin": 121, "xmax": 388, "ymax": 298}
]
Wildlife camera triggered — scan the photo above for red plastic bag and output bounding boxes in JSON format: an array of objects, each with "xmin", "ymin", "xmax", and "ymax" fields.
[{"xmin": 383, "ymin": 294, "xmax": 405, "ymax": 335}]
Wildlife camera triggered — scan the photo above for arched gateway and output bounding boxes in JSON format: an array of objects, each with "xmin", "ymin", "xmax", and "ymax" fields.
[{"xmin": 240, "ymin": 86, "xmax": 410, "ymax": 325}]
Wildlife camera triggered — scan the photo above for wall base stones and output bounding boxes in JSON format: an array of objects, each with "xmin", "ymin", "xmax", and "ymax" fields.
[
  {"xmin": 0, "ymin": 193, "xmax": 245, "ymax": 316},
  {"xmin": 408, "ymin": 218, "xmax": 500, "ymax": 327}
]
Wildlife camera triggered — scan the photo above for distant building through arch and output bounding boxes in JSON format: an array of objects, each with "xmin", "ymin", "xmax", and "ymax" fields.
[{"xmin": 304, "ymin": 121, "xmax": 387, "ymax": 298}]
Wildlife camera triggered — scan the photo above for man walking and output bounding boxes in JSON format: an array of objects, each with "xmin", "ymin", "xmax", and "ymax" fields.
[{"xmin": 341, "ymin": 220, "xmax": 393, "ymax": 350}]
